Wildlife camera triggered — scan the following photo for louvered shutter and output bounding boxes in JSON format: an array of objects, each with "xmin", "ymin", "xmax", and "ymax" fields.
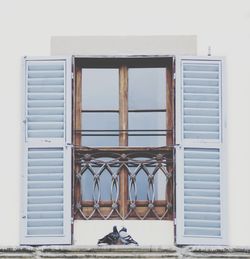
[
  {"xmin": 175, "ymin": 57, "xmax": 227, "ymax": 245},
  {"xmin": 21, "ymin": 57, "xmax": 72, "ymax": 245}
]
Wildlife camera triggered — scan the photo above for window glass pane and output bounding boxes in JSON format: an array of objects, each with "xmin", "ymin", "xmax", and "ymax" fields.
[
  {"xmin": 82, "ymin": 69, "xmax": 119, "ymax": 110},
  {"xmin": 128, "ymin": 112, "xmax": 166, "ymax": 146},
  {"xmin": 128, "ymin": 68, "xmax": 166, "ymax": 109},
  {"xmin": 81, "ymin": 112, "xmax": 119, "ymax": 146}
]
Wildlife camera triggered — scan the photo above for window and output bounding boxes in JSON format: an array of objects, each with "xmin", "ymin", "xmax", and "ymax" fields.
[
  {"xmin": 73, "ymin": 58, "xmax": 174, "ymax": 220},
  {"xmin": 21, "ymin": 56, "xmax": 226, "ymax": 246}
]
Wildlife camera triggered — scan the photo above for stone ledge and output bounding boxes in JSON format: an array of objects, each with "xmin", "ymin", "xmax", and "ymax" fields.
[
  {"xmin": 0, "ymin": 246, "xmax": 250, "ymax": 258},
  {"xmin": 183, "ymin": 246, "xmax": 250, "ymax": 258},
  {"xmin": 37, "ymin": 246, "xmax": 177, "ymax": 258},
  {"xmin": 0, "ymin": 246, "xmax": 35, "ymax": 258}
]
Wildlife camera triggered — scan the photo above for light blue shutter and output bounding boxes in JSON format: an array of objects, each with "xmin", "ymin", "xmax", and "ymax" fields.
[
  {"xmin": 21, "ymin": 57, "xmax": 72, "ymax": 245},
  {"xmin": 175, "ymin": 57, "xmax": 227, "ymax": 245}
]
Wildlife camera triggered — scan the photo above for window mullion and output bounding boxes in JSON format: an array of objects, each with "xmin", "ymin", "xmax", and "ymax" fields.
[
  {"xmin": 119, "ymin": 65, "xmax": 128, "ymax": 146},
  {"xmin": 119, "ymin": 65, "xmax": 128, "ymax": 218}
]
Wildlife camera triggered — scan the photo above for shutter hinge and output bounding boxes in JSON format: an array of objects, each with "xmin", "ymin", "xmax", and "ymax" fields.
[
  {"xmin": 71, "ymin": 72, "xmax": 74, "ymax": 79},
  {"xmin": 71, "ymin": 217, "xmax": 74, "ymax": 224},
  {"xmin": 174, "ymin": 144, "xmax": 181, "ymax": 149},
  {"xmin": 173, "ymin": 73, "xmax": 176, "ymax": 80},
  {"xmin": 174, "ymin": 218, "xmax": 177, "ymax": 225},
  {"xmin": 66, "ymin": 143, "xmax": 74, "ymax": 149}
]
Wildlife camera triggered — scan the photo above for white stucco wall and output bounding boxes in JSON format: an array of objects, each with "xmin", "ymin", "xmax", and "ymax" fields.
[{"xmin": 0, "ymin": 0, "xmax": 250, "ymax": 246}]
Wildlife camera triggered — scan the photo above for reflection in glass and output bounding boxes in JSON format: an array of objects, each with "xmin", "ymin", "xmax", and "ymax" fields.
[
  {"xmin": 136, "ymin": 169, "xmax": 148, "ymax": 200},
  {"xmin": 128, "ymin": 164, "xmax": 167, "ymax": 201},
  {"xmin": 81, "ymin": 169, "xmax": 94, "ymax": 200},
  {"xmin": 99, "ymin": 169, "xmax": 112, "ymax": 201},
  {"xmin": 80, "ymin": 161, "xmax": 120, "ymax": 202},
  {"xmin": 81, "ymin": 112, "xmax": 118, "ymax": 146},
  {"xmin": 128, "ymin": 112, "xmax": 166, "ymax": 146},
  {"xmin": 128, "ymin": 68, "xmax": 166, "ymax": 110},
  {"xmin": 82, "ymin": 68, "xmax": 119, "ymax": 110}
]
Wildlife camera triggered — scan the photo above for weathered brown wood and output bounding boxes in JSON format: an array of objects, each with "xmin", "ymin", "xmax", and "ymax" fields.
[
  {"xmin": 74, "ymin": 66, "xmax": 82, "ymax": 218},
  {"xmin": 119, "ymin": 65, "xmax": 128, "ymax": 217},
  {"xmin": 75, "ymin": 146, "xmax": 174, "ymax": 152},
  {"xmin": 166, "ymin": 65, "xmax": 174, "ymax": 145},
  {"xmin": 81, "ymin": 200, "xmax": 168, "ymax": 207},
  {"xmin": 75, "ymin": 66, "xmax": 82, "ymax": 146},
  {"xmin": 133, "ymin": 206, "xmax": 169, "ymax": 217},
  {"xmin": 81, "ymin": 201, "xmax": 113, "ymax": 206},
  {"xmin": 166, "ymin": 165, "xmax": 173, "ymax": 205},
  {"xmin": 119, "ymin": 65, "xmax": 128, "ymax": 146},
  {"xmin": 133, "ymin": 200, "xmax": 168, "ymax": 206}
]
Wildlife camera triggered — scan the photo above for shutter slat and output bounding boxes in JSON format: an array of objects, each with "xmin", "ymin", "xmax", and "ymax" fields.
[
  {"xmin": 28, "ymin": 108, "xmax": 64, "ymax": 115},
  {"xmin": 28, "ymin": 189, "xmax": 63, "ymax": 197},
  {"xmin": 184, "ymin": 197, "xmax": 220, "ymax": 205},
  {"xmin": 28, "ymin": 100, "xmax": 64, "ymax": 108},
  {"xmin": 28, "ymin": 116, "xmax": 64, "ymax": 123},
  {"xmin": 28, "ymin": 174, "xmax": 63, "ymax": 181},
  {"xmin": 28, "ymin": 93, "xmax": 64, "ymax": 100},
  {"xmin": 184, "ymin": 101, "xmax": 219, "ymax": 109},
  {"xmin": 28, "ymin": 197, "xmax": 63, "ymax": 204},
  {"xmin": 28, "ymin": 78, "xmax": 64, "ymax": 85},
  {"xmin": 184, "ymin": 212, "xmax": 220, "ymax": 221},
  {"xmin": 184, "ymin": 189, "xmax": 220, "ymax": 198},
  {"xmin": 184, "ymin": 174, "xmax": 220, "ymax": 182},
  {"xmin": 184, "ymin": 108, "xmax": 219, "ymax": 116},
  {"xmin": 185, "ymin": 220, "xmax": 220, "ymax": 228},
  {"xmin": 184, "ymin": 228, "xmax": 221, "ymax": 237},
  {"xmin": 28, "ymin": 167, "xmax": 63, "ymax": 174},
  {"xmin": 27, "ymin": 204, "xmax": 63, "ymax": 212},
  {"xmin": 184, "ymin": 204, "xmax": 220, "ymax": 213},
  {"xmin": 28, "ymin": 71, "xmax": 64, "ymax": 78},
  {"xmin": 28, "ymin": 122, "xmax": 64, "ymax": 130},
  {"xmin": 27, "ymin": 212, "xmax": 63, "ymax": 219},
  {"xmin": 184, "ymin": 166, "xmax": 219, "ymax": 174},
  {"xmin": 27, "ymin": 228, "xmax": 63, "ymax": 236},
  {"xmin": 28, "ymin": 219, "xmax": 64, "ymax": 227}
]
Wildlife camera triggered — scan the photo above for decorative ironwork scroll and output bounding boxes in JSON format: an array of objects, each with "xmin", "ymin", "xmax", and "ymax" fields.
[{"xmin": 74, "ymin": 149, "xmax": 173, "ymax": 220}]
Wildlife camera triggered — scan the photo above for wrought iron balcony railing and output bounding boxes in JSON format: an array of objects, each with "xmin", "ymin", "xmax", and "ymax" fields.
[{"xmin": 74, "ymin": 148, "xmax": 174, "ymax": 220}]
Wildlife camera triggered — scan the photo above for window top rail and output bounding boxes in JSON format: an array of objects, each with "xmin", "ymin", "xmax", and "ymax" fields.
[
  {"xmin": 74, "ymin": 146, "xmax": 174, "ymax": 153},
  {"xmin": 81, "ymin": 109, "xmax": 167, "ymax": 113}
]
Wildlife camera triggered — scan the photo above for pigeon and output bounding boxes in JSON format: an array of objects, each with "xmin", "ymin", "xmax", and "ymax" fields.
[
  {"xmin": 119, "ymin": 227, "xmax": 139, "ymax": 245},
  {"xmin": 97, "ymin": 226, "xmax": 119, "ymax": 245}
]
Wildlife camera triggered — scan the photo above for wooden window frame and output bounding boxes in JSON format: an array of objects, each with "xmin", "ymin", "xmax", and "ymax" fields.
[{"xmin": 73, "ymin": 56, "xmax": 175, "ymax": 220}]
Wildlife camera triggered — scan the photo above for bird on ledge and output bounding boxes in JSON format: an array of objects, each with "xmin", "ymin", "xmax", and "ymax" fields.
[
  {"xmin": 97, "ymin": 226, "xmax": 138, "ymax": 246},
  {"xmin": 97, "ymin": 226, "xmax": 119, "ymax": 245},
  {"xmin": 119, "ymin": 227, "xmax": 139, "ymax": 245}
]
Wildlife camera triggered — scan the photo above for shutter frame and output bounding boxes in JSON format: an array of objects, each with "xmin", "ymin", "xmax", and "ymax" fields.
[
  {"xmin": 175, "ymin": 56, "xmax": 227, "ymax": 245},
  {"xmin": 21, "ymin": 57, "xmax": 72, "ymax": 245}
]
